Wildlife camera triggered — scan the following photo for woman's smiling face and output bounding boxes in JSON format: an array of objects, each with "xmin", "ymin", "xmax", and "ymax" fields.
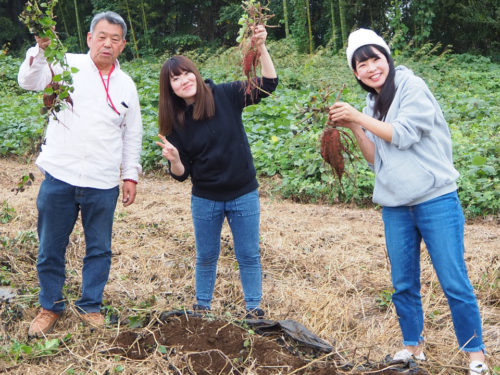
[
  {"xmin": 170, "ymin": 70, "xmax": 197, "ymax": 105},
  {"xmin": 354, "ymin": 47, "xmax": 390, "ymax": 93}
]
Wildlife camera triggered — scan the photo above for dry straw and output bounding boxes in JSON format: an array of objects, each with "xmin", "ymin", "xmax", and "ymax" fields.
[{"xmin": 0, "ymin": 158, "xmax": 498, "ymax": 374}]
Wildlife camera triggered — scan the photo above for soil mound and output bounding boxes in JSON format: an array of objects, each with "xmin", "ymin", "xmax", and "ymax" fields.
[{"xmin": 105, "ymin": 312, "xmax": 428, "ymax": 375}]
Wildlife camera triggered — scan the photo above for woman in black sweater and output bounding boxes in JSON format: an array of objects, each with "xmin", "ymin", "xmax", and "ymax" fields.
[{"xmin": 156, "ymin": 25, "xmax": 277, "ymax": 317}]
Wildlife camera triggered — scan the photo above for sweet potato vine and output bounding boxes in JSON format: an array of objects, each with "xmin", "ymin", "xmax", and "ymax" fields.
[
  {"xmin": 236, "ymin": 0, "xmax": 275, "ymax": 96},
  {"xmin": 298, "ymin": 84, "xmax": 357, "ymax": 189},
  {"xmin": 19, "ymin": 0, "xmax": 77, "ymax": 119}
]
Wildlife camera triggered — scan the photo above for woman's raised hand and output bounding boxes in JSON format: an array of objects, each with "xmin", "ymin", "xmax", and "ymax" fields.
[
  {"xmin": 328, "ymin": 102, "xmax": 361, "ymax": 129},
  {"xmin": 156, "ymin": 134, "xmax": 180, "ymax": 163},
  {"xmin": 252, "ymin": 25, "xmax": 267, "ymax": 47}
]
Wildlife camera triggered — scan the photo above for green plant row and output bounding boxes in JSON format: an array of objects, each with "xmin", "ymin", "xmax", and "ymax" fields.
[{"xmin": 1, "ymin": 40, "xmax": 498, "ymax": 217}]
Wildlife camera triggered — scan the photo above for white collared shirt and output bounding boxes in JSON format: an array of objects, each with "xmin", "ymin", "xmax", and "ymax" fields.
[{"xmin": 18, "ymin": 45, "xmax": 143, "ymax": 189}]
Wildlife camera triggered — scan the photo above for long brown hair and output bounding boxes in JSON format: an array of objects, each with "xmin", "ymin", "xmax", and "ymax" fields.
[{"xmin": 158, "ymin": 55, "xmax": 215, "ymax": 136}]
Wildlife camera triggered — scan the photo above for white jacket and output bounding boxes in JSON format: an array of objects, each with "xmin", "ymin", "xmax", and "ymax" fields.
[{"xmin": 18, "ymin": 45, "xmax": 143, "ymax": 189}]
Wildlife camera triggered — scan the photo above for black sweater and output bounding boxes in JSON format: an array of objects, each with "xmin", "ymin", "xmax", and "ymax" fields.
[{"xmin": 167, "ymin": 77, "xmax": 278, "ymax": 201}]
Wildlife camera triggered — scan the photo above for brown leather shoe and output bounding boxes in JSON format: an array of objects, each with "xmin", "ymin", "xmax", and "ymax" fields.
[
  {"xmin": 79, "ymin": 312, "xmax": 105, "ymax": 328},
  {"xmin": 28, "ymin": 308, "xmax": 61, "ymax": 337}
]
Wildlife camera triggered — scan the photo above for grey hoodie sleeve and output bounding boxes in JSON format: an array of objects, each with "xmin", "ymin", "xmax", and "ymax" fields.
[
  {"xmin": 390, "ymin": 76, "xmax": 437, "ymax": 150},
  {"xmin": 361, "ymin": 66, "xmax": 459, "ymax": 207}
]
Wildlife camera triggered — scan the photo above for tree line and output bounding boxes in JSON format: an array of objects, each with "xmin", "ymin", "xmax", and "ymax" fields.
[{"xmin": 1, "ymin": 0, "xmax": 499, "ymax": 60}]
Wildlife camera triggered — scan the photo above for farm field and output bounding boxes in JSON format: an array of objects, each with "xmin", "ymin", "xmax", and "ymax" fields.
[
  {"xmin": 2, "ymin": 44, "xmax": 499, "ymax": 218},
  {"xmin": 1, "ymin": 158, "xmax": 498, "ymax": 374},
  {"xmin": 1, "ymin": 1, "xmax": 499, "ymax": 373}
]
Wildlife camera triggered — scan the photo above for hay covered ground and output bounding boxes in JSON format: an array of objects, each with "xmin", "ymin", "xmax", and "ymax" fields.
[{"xmin": 0, "ymin": 158, "xmax": 498, "ymax": 374}]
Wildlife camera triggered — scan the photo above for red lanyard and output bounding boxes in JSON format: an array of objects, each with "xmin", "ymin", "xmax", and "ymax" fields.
[{"xmin": 99, "ymin": 65, "xmax": 120, "ymax": 115}]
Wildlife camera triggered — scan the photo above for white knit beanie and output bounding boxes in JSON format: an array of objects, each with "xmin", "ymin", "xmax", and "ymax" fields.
[{"xmin": 346, "ymin": 28, "xmax": 390, "ymax": 70}]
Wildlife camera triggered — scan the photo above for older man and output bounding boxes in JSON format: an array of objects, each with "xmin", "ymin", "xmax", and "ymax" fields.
[{"xmin": 18, "ymin": 11, "xmax": 142, "ymax": 336}]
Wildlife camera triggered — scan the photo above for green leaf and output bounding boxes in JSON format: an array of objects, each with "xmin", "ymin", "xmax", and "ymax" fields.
[
  {"xmin": 21, "ymin": 344, "xmax": 33, "ymax": 355},
  {"xmin": 128, "ymin": 315, "xmax": 145, "ymax": 328},
  {"xmin": 472, "ymin": 155, "xmax": 487, "ymax": 166},
  {"xmin": 44, "ymin": 338, "xmax": 60, "ymax": 351}
]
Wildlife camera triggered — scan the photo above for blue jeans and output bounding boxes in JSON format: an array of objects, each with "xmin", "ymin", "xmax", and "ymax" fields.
[
  {"xmin": 36, "ymin": 173, "xmax": 119, "ymax": 313},
  {"xmin": 382, "ymin": 191, "xmax": 484, "ymax": 352},
  {"xmin": 191, "ymin": 189, "xmax": 262, "ymax": 310}
]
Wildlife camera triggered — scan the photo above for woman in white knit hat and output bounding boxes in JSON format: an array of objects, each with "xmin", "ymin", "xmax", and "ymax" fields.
[{"xmin": 328, "ymin": 28, "xmax": 488, "ymax": 375}]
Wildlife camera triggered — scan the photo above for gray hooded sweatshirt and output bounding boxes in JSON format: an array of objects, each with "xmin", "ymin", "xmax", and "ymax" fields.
[{"xmin": 363, "ymin": 66, "xmax": 459, "ymax": 207}]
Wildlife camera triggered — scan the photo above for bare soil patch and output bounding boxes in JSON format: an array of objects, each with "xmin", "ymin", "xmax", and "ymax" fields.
[
  {"xmin": 0, "ymin": 158, "xmax": 498, "ymax": 374},
  {"xmin": 104, "ymin": 312, "xmax": 427, "ymax": 375}
]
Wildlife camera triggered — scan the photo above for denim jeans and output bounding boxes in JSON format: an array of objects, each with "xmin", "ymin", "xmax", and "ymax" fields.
[
  {"xmin": 191, "ymin": 189, "xmax": 261, "ymax": 310},
  {"xmin": 36, "ymin": 173, "xmax": 119, "ymax": 313},
  {"xmin": 382, "ymin": 191, "xmax": 484, "ymax": 352}
]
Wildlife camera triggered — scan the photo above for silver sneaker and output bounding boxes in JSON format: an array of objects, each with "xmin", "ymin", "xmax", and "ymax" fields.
[
  {"xmin": 393, "ymin": 348, "xmax": 426, "ymax": 361},
  {"xmin": 470, "ymin": 361, "xmax": 489, "ymax": 375}
]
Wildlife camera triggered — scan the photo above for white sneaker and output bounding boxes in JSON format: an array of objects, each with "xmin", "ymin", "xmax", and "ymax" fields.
[
  {"xmin": 393, "ymin": 348, "xmax": 426, "ymax": 361},
  {"xmin": 469, "ymin": 361, "xmax": 489, "ymax": 375}
]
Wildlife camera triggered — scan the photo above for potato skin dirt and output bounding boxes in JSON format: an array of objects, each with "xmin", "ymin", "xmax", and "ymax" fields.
[{"xmin": 321, "ymin": 126, "xmax": 345, "ymax": 181}]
